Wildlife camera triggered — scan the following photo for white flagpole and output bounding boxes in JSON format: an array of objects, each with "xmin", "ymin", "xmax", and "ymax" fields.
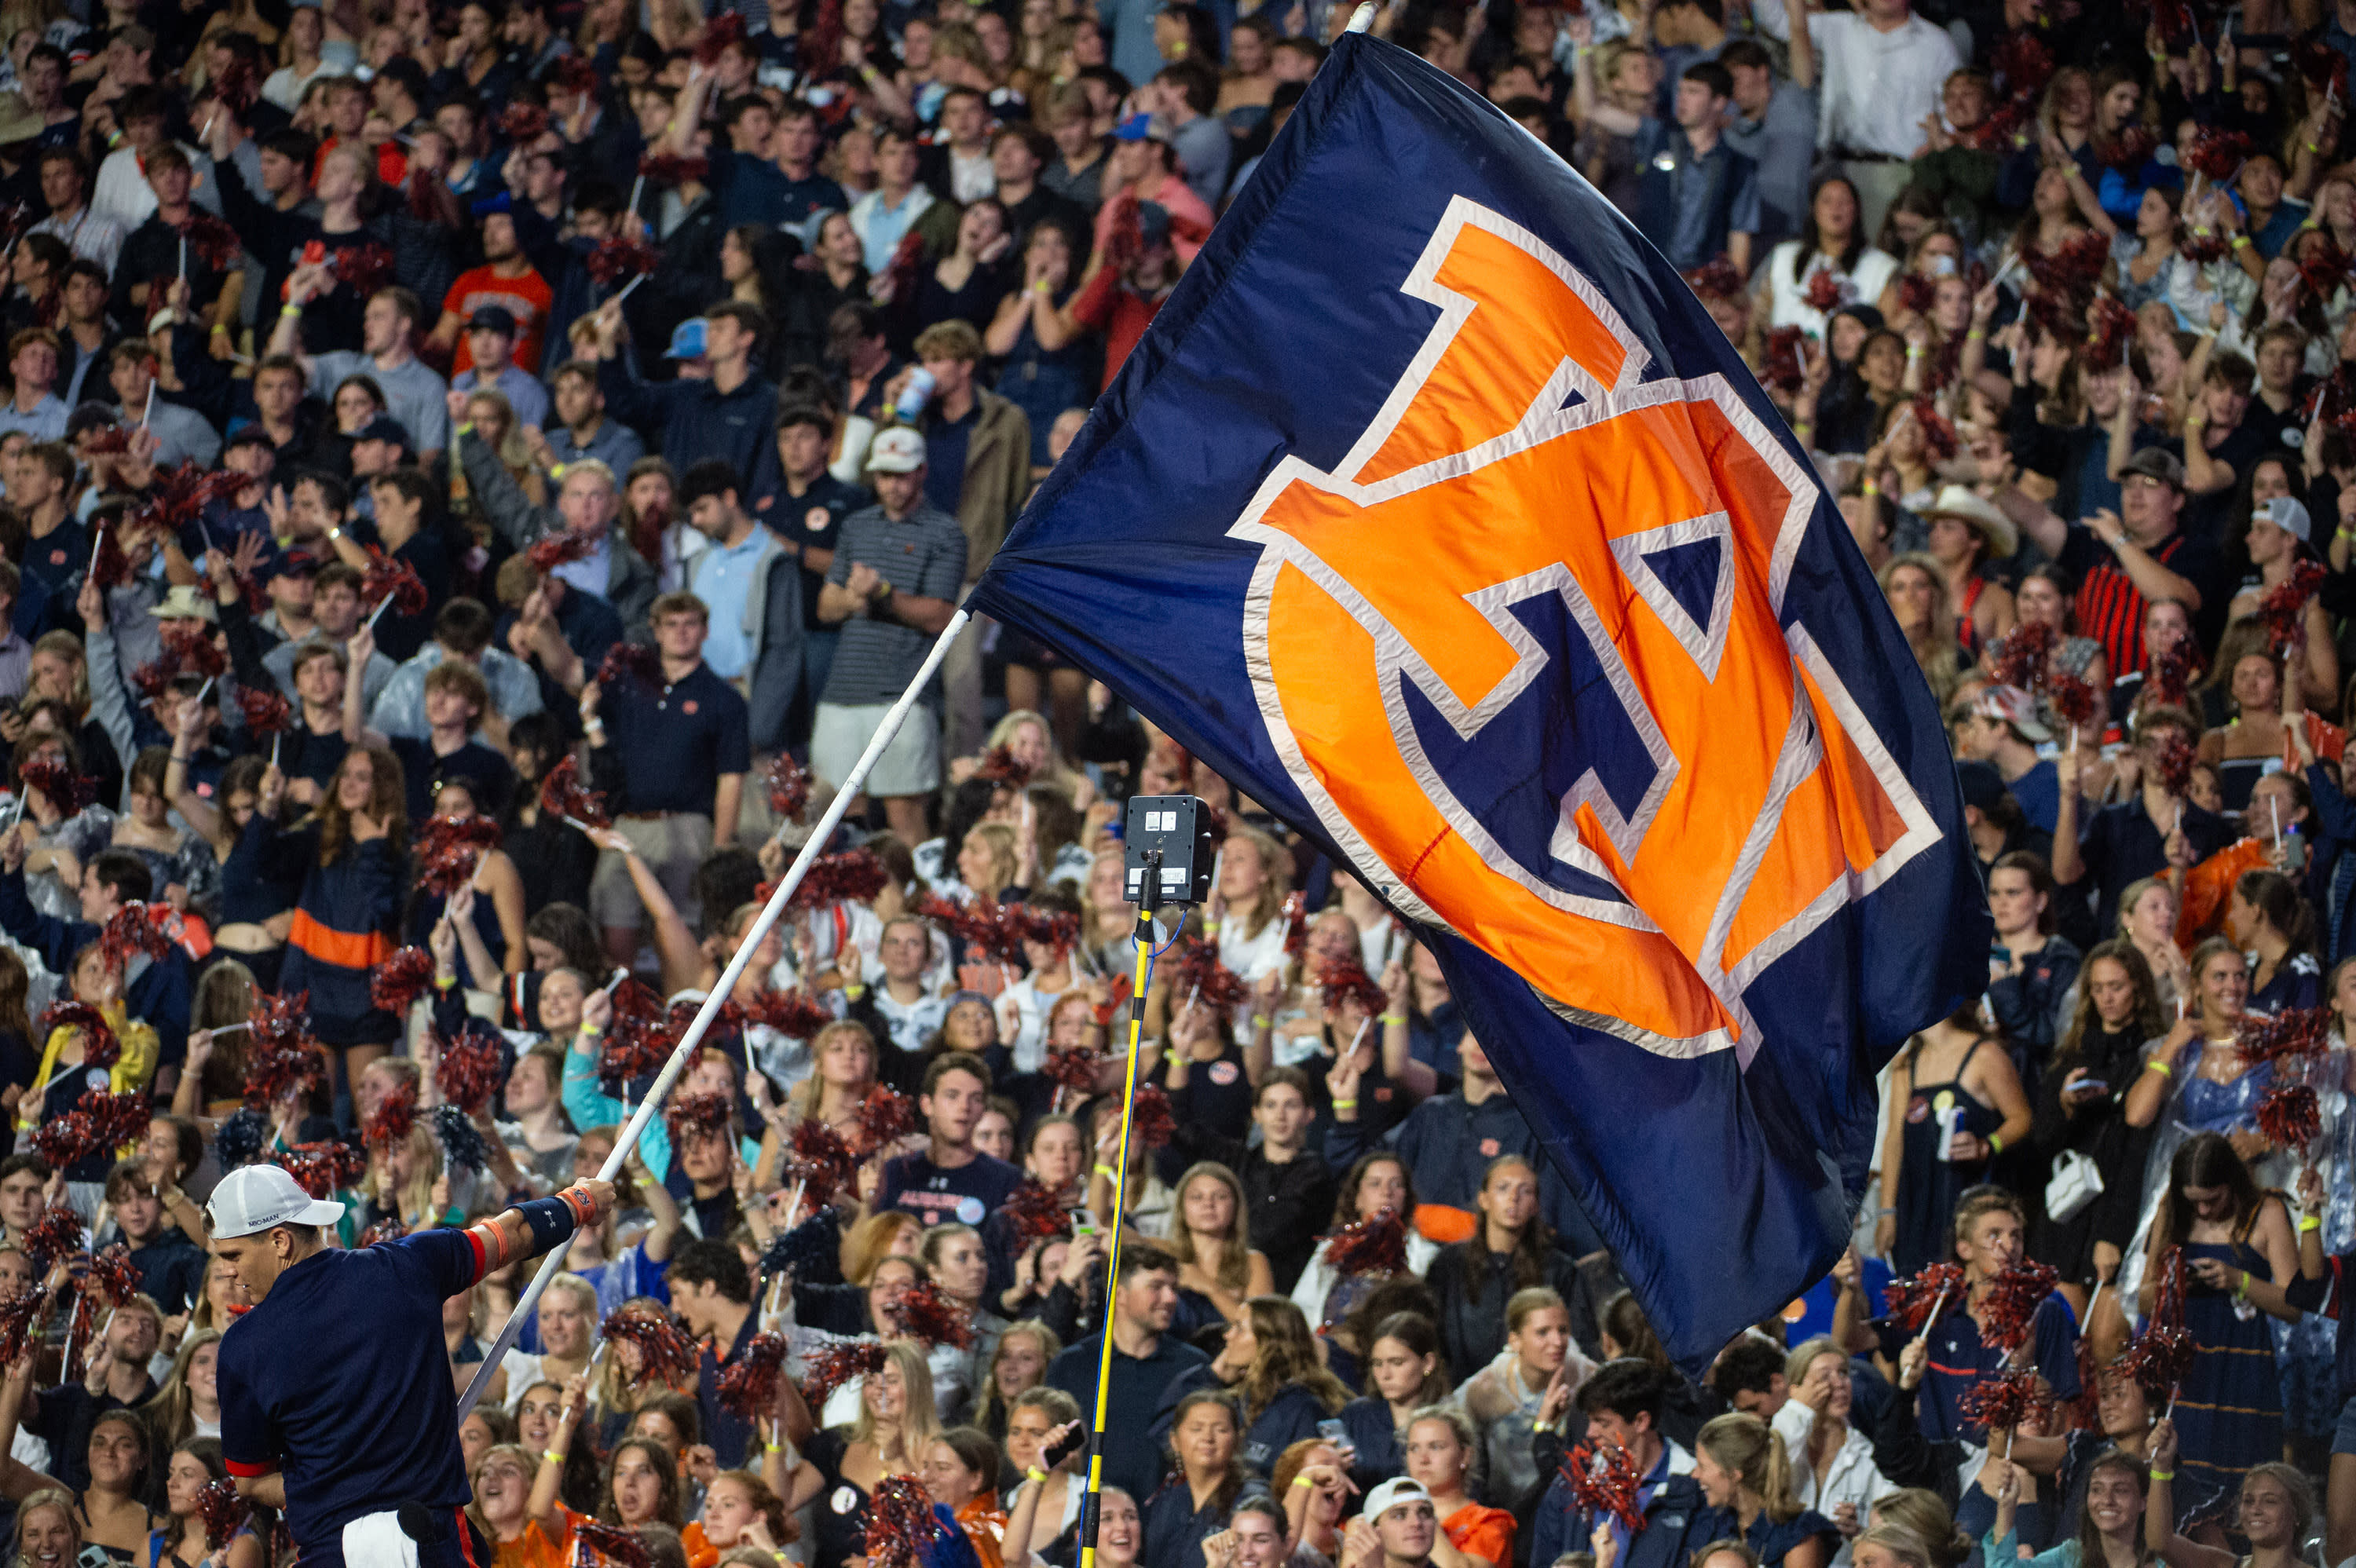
[{"xmin": 456, "ymin": 610, "xmax": 971, "ymax": 1420}]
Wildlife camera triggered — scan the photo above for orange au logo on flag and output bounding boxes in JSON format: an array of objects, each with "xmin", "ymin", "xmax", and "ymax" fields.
[
  {"xmin": 1233, "ymin": 198, "xmax": 1944, "ymax": 1063},
  {"xmin": 968, "ymin": 31, "xmax": 1988, "ymax": 1367}
]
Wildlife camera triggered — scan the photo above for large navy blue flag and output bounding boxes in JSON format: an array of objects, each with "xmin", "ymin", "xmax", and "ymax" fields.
[{"xmin": 968, "ymin": 31, "xmax": 1988, "ymax": 1367}]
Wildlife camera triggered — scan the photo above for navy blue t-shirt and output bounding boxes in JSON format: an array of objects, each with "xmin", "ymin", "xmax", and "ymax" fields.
[
  {"xmin": 219, "ymin": 1229, "xmax": 481, "ymax": 1566},
  {"xmin": 1878, "ymin": 1289, "xmax": 2081, "ymax": 1442}
]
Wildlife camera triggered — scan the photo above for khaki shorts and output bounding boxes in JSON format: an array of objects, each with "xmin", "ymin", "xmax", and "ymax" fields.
[
  {"xmin": 810, "ymin": 700, "xmax": 941, "ymax": 800},
  {"xmin": 589, "ymin": 811, "xmax": 713, "ymax": 932}
]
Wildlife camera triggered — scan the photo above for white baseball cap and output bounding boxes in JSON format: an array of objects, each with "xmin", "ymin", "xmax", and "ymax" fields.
[
  {"xmin": 2257, "ymin": 496, "xmax": 2313, "ymax": 544},
  {"xmin": 1362, "ymin": 1478, "xmax": 1432, "ymax": 1525},
  {"xmin": 207, "ymin": 1164, "xmax": 346, "ymax": 1239},
  {"xmin": 867, "ymin": 426, "xmax": 928, "ymax": 475}
]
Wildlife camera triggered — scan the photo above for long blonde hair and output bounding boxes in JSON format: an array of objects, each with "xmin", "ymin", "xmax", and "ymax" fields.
[
  {"xmin": 849, "ymin": 1340, "xmax": 939, "ymax": 1453},
  {"xmin": 368, "ymin": 1123, "xmax": 443, "ymax": 1224},
  {"xmin": 1224, "ymin": 827, "xmax": 1290, "ymax": 941},
  {"xmin": 1878, "ymin": 553, "xmax": 1967, "ymax": 707},
  {"xmin": 1168, "ymin": 1161, "xmax": 1254, "ymax": 1295},
  {"xmin": 1697, "ymin": 1411, "xmax": 1802, "ymax": 1524},
  {"xmin": 788, "ymin": 1021, "xmax": 877, "ymax": 1123},
  {"xmin": 137, "ymin": 1328, "xmax": 221, "ymax": 1452}
]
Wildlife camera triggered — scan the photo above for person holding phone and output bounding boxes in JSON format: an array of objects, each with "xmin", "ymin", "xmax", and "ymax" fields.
[{"xmin": 2030, "ymin": 939, "xmax": 2164, "ymax": 1317}]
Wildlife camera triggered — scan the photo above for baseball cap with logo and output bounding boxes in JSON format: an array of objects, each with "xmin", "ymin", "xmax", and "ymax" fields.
[
  {"xmin": 1362, "ymin": 1479, "xmax": 1432, "ymax": 1526},
  {"xmin": 868, "ymin": 426, "xmax": 928, "ymax": 474},
  {"xmin": 207, "ymin": 1164, "xmax": 346, "ymax": 1238},
  {"xmin": 1970, "ymin": 683, "xmax": 2052, "ymax": 744}
]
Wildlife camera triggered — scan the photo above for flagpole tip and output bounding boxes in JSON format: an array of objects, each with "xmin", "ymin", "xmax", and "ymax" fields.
[{"xmin": 1345, "ymin": 3, "xmax": 1377, "ymax": 31}]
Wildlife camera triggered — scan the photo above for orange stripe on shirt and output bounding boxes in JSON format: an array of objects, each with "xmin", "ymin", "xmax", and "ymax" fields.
[{"xmin": 287, "ymin": 908, "xmax": 394, "ymax": 970}]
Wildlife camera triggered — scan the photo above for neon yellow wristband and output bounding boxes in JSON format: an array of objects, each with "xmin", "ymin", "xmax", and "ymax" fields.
[
  {"xmin": 1987, "ymin": 1131, "xmax": 2004, "ymax": 1153},
  {"xmin": 1379, "ymin": 1013, "xmax": 1407, "ymax": 1025},
  {"xmin": 1331, "ymin": 1097, "xmax": 1359, "ymax": 1110},
  {"xmin": 1251, "ymin": 1014, "xmax": 1271, "ymax": 1029},
  {"xmin": 2149, "ymin": 1469, "xmax": 2173, "ymax": 1481},
  {"xmin": 1026, "ymin": 1467, "xmax": 1048, "ymax": 1484},
  {"xmin": 1093, "ymin": 1163, "xmax": 1117, "ymax": 1179},
  {"xmin": 2146, "ymin": 1058, "xmax": 2172, "ymax": 1077},
  {"xmin": 543, "ymin": 1450, "xmax": 566, "ymax": 1466},
  {"xmin": 2300, "ymin": 1215, "xmax": 2321, "ymax": 1232}
]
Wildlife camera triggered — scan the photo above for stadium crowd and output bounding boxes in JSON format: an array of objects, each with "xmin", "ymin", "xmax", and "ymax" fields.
[{"xmin": 0, "ymin": 3, "xmax": 2346, "ymax": 1568}]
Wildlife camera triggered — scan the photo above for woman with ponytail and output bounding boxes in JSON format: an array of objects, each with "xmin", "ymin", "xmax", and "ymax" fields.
[
  {"xmin": 2226, "ymin": 870, "xmax": 2321, "ymax": 1014},
  {"xmin": 1690, "ymin": 1413, "xmax": 1838, "ymax": 1568}
]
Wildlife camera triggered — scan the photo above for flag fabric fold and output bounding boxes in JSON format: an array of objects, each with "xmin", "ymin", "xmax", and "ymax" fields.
[{"xmin": 968, "ymin": 31, "xmax": 1989, "ymax": 1368}]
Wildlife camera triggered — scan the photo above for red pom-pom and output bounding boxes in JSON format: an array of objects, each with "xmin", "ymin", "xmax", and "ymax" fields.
[
  {"xmin": 174, "ymin": 210, "xmax": 241, "ymax": 272},
  {"xmin": 360, "ymin": 546, "xmax": 428, "ymax": 620},
  {"xmin": 416, "ymin": 814, "xmax": 502, "ymax": 897},
  {"xmin": 743, "ymin": 989, "xmax": 833, "ymax": 1039},
  {"xmin": 1170, "ymin": 939, "xmax": 1249, "ymax": 1015},
  {"xmin": 1992, "ymin": 31, "xmax": 2055, "ymax": 98},
  {"xmin": 972, "ymin": 744, "xmax": 1033, "ymax": 786},
  {"xmin": 368, "ymin": 946, "xmax": 434, "ymax": 1015},
  {"xmin": 851, "ymin": 1084, "xmax": 916, "ymax": 1154},
  {"xmin": 436, "ymin": 1022, "xmax": 507, "ymax": 1117},
  {"xmin": 865, "ymin": 1476, "xmax": 949, "ymax": 1568},
  {"xmin": 889, "ymin": 1277, "xmax": 976, "ymax": 1350},
  {"xmin": 1978, "ymin": 1259, "xmax": 2061, "ymax": 1352},
  {"xmin": 85, "ymin": 1243, "xmax": 141, "ymax": 1307},
  {"xmin": 2259, "ymin": 559, "xmax": 2326, "ymax": 655},
  {"xmin": 2185, "ymin": 125, "xmax": 2256, "ymax": 181},
  {"xmin": 1682, "ymin": 256, "xmax": 1745, "ymax": 302},
  {"xmin": 767, "ymin": 755, "xmax": 812, "ymax": 821},
  {"xmin": 159, "ymin": 620, "xmax": 228, "ymax": 681},
  {"xmin": 20, "ymin": 1210, "xmax": 83, "ymax": 1275},
  {"xmin": 29, "ymin": 1113, "xmax": 100, "ymax": 1171},
  {"xmin": 2146, "ymin": 636, "xmax": 2199, "ymax": 709},
  {"xmin": 664, "ymin": 1091, "xmax": 734, "ymax": 1145},
  {"xmin": 2083, "ymin": 295, "xmax": 2137, "ymax": 371},
  {"xmin": 2299, "ymin": 35, "xmax": 2351, "ymax": 93},
  {"xmin": 597, "ymin": 641, "xmax": 661, "ymax": 690},
  {"xmin": 1802, "ymin": 267, "xmax": 1848, "ymax": 312},
  {"xmin": 17, "ymin": 755, "xmax": 96, "ymax": 815},
  {"xmin": 212, "ymin": 55, "xmax": 260, "ymax": 115},
  {"xmin": 81, "ymin": 1091, "xmax": 152, "ymax": 1154},
  {"xmin": 803, "ymin": 1340, "xmax": 888, "ymax": 1409},
  {"xmin": 364, "ymin": 1077, "xmax": 418, "ymax": 1149},
  {"xmin": 236, "ymin": 685, "xmax": 291, "ymax": 740},
  {"xmin": 499, "ymin": 102, "xmax": 551, "ymax": 142},
  {"xmin": 1896, "ymin": 272, "xmax": 1938, "ymax": 320},
  {"xmin": 1560, "ymin": 1443, "xmax": 1646, "ymax": 1534},
  {"xmin": 783, "ymin": 1118, "xmax": 858, "ymax": 1209},
  {"xmin": 547, "ymin": 53, "xmax": 600, "ymax": 100},
  {"xmin": 600, "ymin": 1303, "xmax": 700, "ymax": 1391},
  {"xmin": 694, "ymin": 9, "xmax": 748, "ymax": 64},
  {"xmin": 1958, "ymin": 1366, "xmax": 2050, "ymax": 1432},
  {"xmin": 0, "ymin": 1285, "xmax": 41, "ymax": 1367},
  {"xmin": 540, "ymin": 755, "xmax": 611, "ymax": 831},
  {"xmin": 243, "ymin": 990, "xmax": 325, "ymax": 1108},
  {"xmin": 196, "ymin": 1479, "xmax": 249, "ymax": 1552},
  {"xmin": 573, "ymin": 1522, "xmax": 653, "ymax": 1568},
  {"xmin": 38, "ymin": 1000, "xmax": 119, "ymax": 1070},
  {"xmin": 1319, "ymin": 956, "xmax": 1387, "ymax": 1017},
  {"xmin": 1129, "ymin": 1084, "xmax": 1176, "ymax": 1148},
  {"xmin": 359, "ymin": 1215, "xmax": 404, "ymax": 1247},
  {"xmin": 1881, "ymin": 1261, "xmax": 1967, "ymax": 1332},
  {"xmin": 1325, "ymin": 1210, "xmax": 1408, "ymax": 1277},
  {"xmin": 2098, "ymin": 124, "xmax": 2159, "ymax": 172},
  {"xmin": 598, "ymin": 1014, "xmax": 671, "ymax": 1095},
  {"xmin": 2256, "ymin": 1081, "xmax": 2321, "ymax": 1154},
  {"xmin": 1761, "ymin": 327, "xmax": 1806, "ymax": 394},
  {"xmin": 2120, "ymin": 1248, "xmax": 2194, "ymax": 1395},
  {"xmin": 1001, "ymin": 1182, "xmax": 1070, "ymax": 1245},
  {"xmin": 714, "ymin": 1330, "xmax": 789, "ymax": 1419},
  {"xmin": 788, "ymin": 850, "xmax": 891, "ymax": 914},
  {"xmin": 1043, "ymin": 1047, "xmax": 1104, "ymax": 1098},
  {"xmin": 100, "ymin": 902, "xmax": 178, "ymax": 970},
  {"xmin": 1908, "ymin": 399, "xmax": 1958, "ymax": 460},
  {"xmin": 910, "ymin": 892, "xmax": 1027, "ymax": 967},
  {"xmin": 635, "ymin": 152, "xmax": 709, "ymax": 188},
  {"xmin": 1280, "ymin": 892, "xmax": 1309, "ymax": 959},
  {"xmin": 2236, "ymin": 1004, "xmax": 2332, "ymax": 1066},
  {"xmin": 2151, "ymin": 729, "xmax": 2197, "ymax": 797},
  {"xmin": 274, "ymin": 1139, "xmax": 364, "ymax": 1198},
  {"xmin": 2299, "ymin": 237, "xmax": 2352, "ymax": 301},
  {"xmin": 327, "ymin": 243, "xmax": 395, "ymax": 303},
  {"xmin": 89, "ymin": 526, "xmax": 134, "ymax": 594},
  {"xmin": 585, "ymin": 234, "xmax": 660, "ymax": 289},
  {"xmin": 1989, "ymin": 621, "xmax": 2058, "ymax": 693},
  {"xmin": 527, "ymin": 530, "xmax": 598, "ymax": 572}
]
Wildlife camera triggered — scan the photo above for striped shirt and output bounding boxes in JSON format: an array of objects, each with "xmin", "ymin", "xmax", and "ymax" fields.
[{"xmin": 2058, "ymin": 525, "xmax": 2223, "ymax": 678}]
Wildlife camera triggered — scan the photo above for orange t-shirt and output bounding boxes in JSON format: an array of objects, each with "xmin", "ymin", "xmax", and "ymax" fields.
[
  {"xmin": 1444, "ymin": 1503, "xmax": 1515, "ymax": 1568},
  {"xmin": 490, "ymin": 1514, "xmax": 573, "ymax": 1568},
  {"xmin": 444, "ymin": 263, "xmax": 555, "ymax": 375}
]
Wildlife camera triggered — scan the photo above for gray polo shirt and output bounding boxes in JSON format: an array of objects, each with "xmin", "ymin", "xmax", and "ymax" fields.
[
  {"xmin": 820, "ymin": 500, "xmax": 968, "ymax": 707},
  {"xmin": 309, "ymin": 351, "xmax": 452, "ymax": 455}
]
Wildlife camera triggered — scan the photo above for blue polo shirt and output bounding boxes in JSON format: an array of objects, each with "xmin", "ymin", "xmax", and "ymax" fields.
[
  {"xmin": 689, "ymin": 527, "xmax": 773, "ymax": 679},
  {"xmin": 219, "ymin": 1230, "xmax": 481, "ymax": 1567},
  {"xmin": 600, "ymin": 659, "xmax": 752, "ymax": 815}
]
